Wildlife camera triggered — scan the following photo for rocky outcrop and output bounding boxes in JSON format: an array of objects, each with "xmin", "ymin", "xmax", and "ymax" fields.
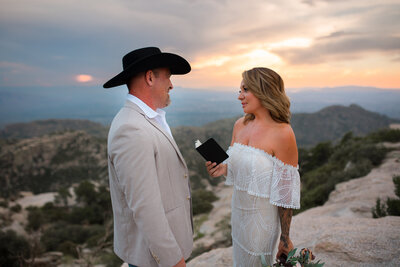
[{"xmin": 188, "ymin": 143, "xmax": 400, "ymax": 266}]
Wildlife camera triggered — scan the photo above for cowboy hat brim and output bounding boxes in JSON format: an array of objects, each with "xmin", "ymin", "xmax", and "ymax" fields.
[{"xmin": 103, "ymin": 52, "xmax": 191, "ymax": 88}]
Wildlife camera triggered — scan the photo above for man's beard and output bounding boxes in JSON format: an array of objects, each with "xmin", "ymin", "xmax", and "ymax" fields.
[{"xmin": 165, "ymin": 95, "xmax": 171, "ymax": 107}]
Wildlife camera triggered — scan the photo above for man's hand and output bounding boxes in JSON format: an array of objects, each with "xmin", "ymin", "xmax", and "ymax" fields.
[
  {"xmin": 206, "ymin": 162, "xmax": 227, "ymax": 177},
  {"xmin": 173, "ymin": 257, "xmax": 186, "ymax": 267}
]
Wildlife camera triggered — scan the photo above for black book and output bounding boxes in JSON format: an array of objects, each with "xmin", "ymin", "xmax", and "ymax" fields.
[{"xmin": 195, "ymin": 138, "xmax": 229, "ymax": 165}]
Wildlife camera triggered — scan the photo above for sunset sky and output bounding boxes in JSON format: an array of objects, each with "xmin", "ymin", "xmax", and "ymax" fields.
[{"xmin": 0, "ymin": 0, "xmax": 399, "ymax": 91}]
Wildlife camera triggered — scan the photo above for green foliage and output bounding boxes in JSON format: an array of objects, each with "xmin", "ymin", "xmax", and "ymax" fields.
[
  {"xmin": 54, "ymin": 186, "xmax": 72, "ymax": 206},
  {"xmin": 372, "ymin": 176, "xmax": 400, "ymax": 218},
  {"xmin": 0, "ymin": 130, "xmax": 107, "ymax": 198},
  {"xmin": 262, "ymin": 248, "xmax": 325, "ymax": 267},
  {"xmin": 386, "ymin": 197, "xmax": 400, "ymax": 216},
  {"xmin": 0, "ymin": 230, "xmax": 31, "ymax": 267},
  {"xmin": 192, "ymin": 189, "xmax": 219, "ymax": 215},
  {"xmin": 372, "ymin": 198, "xmax": 387, "ymax": 218},
  {"xmin": 40, "ymin": 222, "xmax": 104, "ymax": 255},
  {"xmin": 24, "ymin": 179, "xmax": 113, "ymax": 262},
  {"xmin": 366, "ymin": 129, "xmax": 400, "ymax": 143},
  {"xmin": 299, "ymin": 142, "xmax": 333, "ymax": 174},
  {"xmin": 0, "ymin": 200, "xmax": 8, "ymax": 208},
  {"xmin": 214, "ymin": 214, "xmax": 232, "ymax": 247},
  {"xmin": 394, "ymin": 175, "xmax": 400, "ymax": 198},
  {"xmin": 74, "ymin": 180, "xmax": 97, "ymax": 204},
  {"xmin": 299, "ymin": 131, "xmax": 390, "ymax": 212},
  {"xmin": 57, "ymin": 241, "xmax": 78, "ymax": 257},
  {"xmin": 26, "ymin": 207, "xmax": 45, "ymax": 231},
  {"xmin": 100, "ymin": 252, "xmax": 124, "ymax": 267},
  {"xmin": 10, "ymin": 204, "xmax": 22, "ymax": 213}
]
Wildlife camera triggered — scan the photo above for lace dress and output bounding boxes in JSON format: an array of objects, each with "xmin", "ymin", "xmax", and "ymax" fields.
[{"xmin": 225, "ymin": 143, "xmax": 301, "ymax": 267}]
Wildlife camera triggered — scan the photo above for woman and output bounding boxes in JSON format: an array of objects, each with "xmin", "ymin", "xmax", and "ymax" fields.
[{"xmin": 206, "ymin": 67, "xmax": 300, "ymax": 266}]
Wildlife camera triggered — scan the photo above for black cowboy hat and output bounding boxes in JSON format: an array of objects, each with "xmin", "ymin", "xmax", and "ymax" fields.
[{"xmin": 103, "ymin": 47, "xmax": 191, "ymax": 88}]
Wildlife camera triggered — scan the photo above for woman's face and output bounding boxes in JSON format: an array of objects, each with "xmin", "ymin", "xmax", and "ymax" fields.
[{"xmin": 238, "ymin": 80, "xmax": 263, "ymax": 114}]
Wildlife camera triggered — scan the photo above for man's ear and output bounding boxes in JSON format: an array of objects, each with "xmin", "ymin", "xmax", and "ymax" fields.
[{"xmin": 144, "ymin": 70, "xmax": 154, "ymax": 86}]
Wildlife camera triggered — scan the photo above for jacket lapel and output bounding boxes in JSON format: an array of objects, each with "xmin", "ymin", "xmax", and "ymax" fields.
[{"xmin": 124, "ymin": 101, "xmax": 188, "ymax": 169}]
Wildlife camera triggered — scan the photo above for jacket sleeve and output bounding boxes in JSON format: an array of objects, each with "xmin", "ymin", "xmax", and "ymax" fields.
[{"xmin": 110, "ymin": 124, "xmax": 183, "ymax": 266}]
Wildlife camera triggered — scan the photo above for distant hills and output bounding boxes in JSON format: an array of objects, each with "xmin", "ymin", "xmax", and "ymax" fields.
[
  {"xmin": 291, "ymin": 104, "xmax": 398, "ymax": 146},
  {"xmin": 0, "ymin": 104, "xmax": 398, "ymax": 198},
  {"xmin": 0, "ymin": 119, "xmax": 108, "ymax": 139},
  {"xmin": 1, "ymin": 104, "xmax": 397, "ymax": 147},
  {"xmin": 0, "ymin": 131, "xmax": 107, "ymax": 198},
  {"xmin": 0, "ymin": 85, "xmax": 399, "ymax": 127}
]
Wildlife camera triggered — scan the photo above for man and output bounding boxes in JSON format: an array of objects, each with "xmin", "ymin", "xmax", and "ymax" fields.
[{"xmin": 103, "ymin": 47, "xmax": 193, "ymax": 267}]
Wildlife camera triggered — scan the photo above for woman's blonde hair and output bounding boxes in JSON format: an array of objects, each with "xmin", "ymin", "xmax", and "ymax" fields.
[{"xmin": 242, "ymin": 67, "xmax": 291, "ymax": 124}]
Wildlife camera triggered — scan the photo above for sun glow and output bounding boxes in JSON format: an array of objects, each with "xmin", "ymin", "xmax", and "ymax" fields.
[
  {"xmin": 76, "ymin": 74, "xmax": 93, "ymax": 83},
  {"xmin": 269, "ymin": 38, "xmax": 312, "ymax": 49}
]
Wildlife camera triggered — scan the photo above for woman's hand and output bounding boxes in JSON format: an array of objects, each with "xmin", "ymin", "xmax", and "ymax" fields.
[
  {"xmin": 276, "ymin": 236, "xmax": 294, "ymax": 260},
  {"xmin": 205, "ymin": 162, "xmax": 227, "ymax": 177}
]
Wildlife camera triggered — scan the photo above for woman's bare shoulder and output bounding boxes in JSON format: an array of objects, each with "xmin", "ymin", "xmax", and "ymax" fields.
[
  {"xmin": 230, "ymin": 116, "xmax": 246, "ymax": 145},
  {"xmin": 271, "ymin": 123, "xmax": 298, "ymax": 166},
  {"xmin": 233, "ymin": 116, "xmax": 246, "ymax": 131}
]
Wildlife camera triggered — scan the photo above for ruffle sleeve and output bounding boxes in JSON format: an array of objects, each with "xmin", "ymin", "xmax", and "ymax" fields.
[{"xmin": 269, "ymin": 162, "xmax": 301, "ymax": 209}]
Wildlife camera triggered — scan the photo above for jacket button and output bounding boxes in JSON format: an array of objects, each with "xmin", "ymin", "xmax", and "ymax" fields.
[
  {"xmin": 187, "ymin": 196, "xmax": 191, "ymax": 200},
  {"xmin": 184, "ymin": 174, "xmax": 188, "ymax": 179}
]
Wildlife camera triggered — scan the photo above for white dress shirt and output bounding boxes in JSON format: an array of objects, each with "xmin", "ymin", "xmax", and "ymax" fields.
[{"xmin": 126, "ymin": 94, "xmax": 173, "ymax": 137}]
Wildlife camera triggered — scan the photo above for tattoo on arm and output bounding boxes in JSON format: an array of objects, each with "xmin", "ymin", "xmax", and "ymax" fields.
[{"xmin": 278, "ymin": 207, "xmax": 293, "ymax": 248}]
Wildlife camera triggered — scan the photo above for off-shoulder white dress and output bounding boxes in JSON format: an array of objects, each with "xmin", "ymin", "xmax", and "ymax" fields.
[{"xmin": 225, "ymin": 143, "xmax": 301, "ymax": 267}]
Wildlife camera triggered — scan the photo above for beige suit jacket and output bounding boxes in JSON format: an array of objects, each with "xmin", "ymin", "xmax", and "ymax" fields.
[{"xmin": 107, "ymin": 100, "xmax": 193, "ymax": 267}]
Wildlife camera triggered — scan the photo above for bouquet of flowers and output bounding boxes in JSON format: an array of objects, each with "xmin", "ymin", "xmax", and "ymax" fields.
[{"xmin": 261, "ymin": 248, "xmax": 325, "ymax": 267}]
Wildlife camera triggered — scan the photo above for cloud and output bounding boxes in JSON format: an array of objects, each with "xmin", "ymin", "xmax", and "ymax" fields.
[
  {"xmin": 0, "ymin": 0, "xmax": 399, "ymax": 88},
  {"xmin": 272, "ymin": 32, "xmax": 400, "ymax": 65}
]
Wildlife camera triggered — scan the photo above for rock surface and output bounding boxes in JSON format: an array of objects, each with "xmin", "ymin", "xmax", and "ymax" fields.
[{"xmin": 188, "ymin": 143, "xmax": 400, "ymax": 266}]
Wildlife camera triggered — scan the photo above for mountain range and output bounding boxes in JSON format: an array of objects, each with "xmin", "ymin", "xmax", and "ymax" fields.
[
  {"xmin": 0, "ymin": 85, "xmax": 399, "ymax": 128},
  {"xmin": 0, "ymin": 104, "xmax": 397, "ymax": 198}
]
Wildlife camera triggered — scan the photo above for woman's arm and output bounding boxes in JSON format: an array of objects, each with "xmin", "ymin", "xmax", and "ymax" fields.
[
  {"xmin": 277, "ymin": 207, "xmax": 294, "ymax": 258},
  {"xmin": 206, "ymin": 117, "xmax": 244, "ymax": 178},
  {"xmin": 272, "ymin": 124, "xmax": 298, "ymax": 258}
]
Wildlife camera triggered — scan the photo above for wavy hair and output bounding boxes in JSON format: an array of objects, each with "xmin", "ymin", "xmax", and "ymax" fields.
[{"xmin": 242, "ymin": 67, "xmax": 291, "ymax": 124}]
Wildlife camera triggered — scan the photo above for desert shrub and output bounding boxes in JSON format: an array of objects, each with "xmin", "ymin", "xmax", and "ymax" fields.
[
  {"xmin": 67, "ymin": 205, "xmax": 104, "ymax": 225},
  {"xmin": 386, "ymin": 197, "xmax": 400, "ymax": 216},
  {"xmin": 10, "ymin": 204, "xmax": 22, "ymax": 213},
  {"xmin": 41, "ymin": 202, "xmax": 69, "ymax": 222},
  {"xmin": 366, "ymin": 129, "xmax": 400, "ymax": 143},
  {"xmin": 188, "ymin": 245, "xmax": 212, "ymax": 261},
  {"xmin": 0, "ymin": 230, "xmax": 30, "ymax": 267},
  {"xmin": 372, "ymin": 198, "xmax": 387, "ymax": 218},
  {"xmin": 100, "ymin": 252, "xmax": 124, "ymax": 267},
  {"xmin": 214, "ymin": 214, "xmax": 232, "ymax": 247},
  {"xmin": 0, "ymin": 200, "xmax": 8, "ymax": 208},
  {"xmin": 395, "ymin": 175, "xmax": 400, "ymax": 197},
  {"xmin": 57, "ymin": 240, "xmax": 78, "ymax": 257},
  {"xmin": 299, "ymin": 130, "xmax": 392, "ymax": 212},
  {"xmin": 26, "ymin": 207, "xmax": 45, "ymax": 231},
  {"xmin": 299, "ymin": 142, "xmax": 333, "ymax": 174},
  {"xmin": 74, "ymin": 180, "xmax": 97, "ymax": 205},
  {"xmin": 190, "ymin": 174, "xmax": 206, "ymax": 190},
  {"xmin": 192, "ymin": 189, "xmax": 219, "ymax": 215},
  {"xmin": 54, "ymin": 186, "xmax": 71, "ymax": 206},
  {"xmin": 372, "ymin": 176, "xmax": 400, "ymax": 218},
  {"xmin": 40, "ymin": 223, "xmax": 104, "ymax": 252}
]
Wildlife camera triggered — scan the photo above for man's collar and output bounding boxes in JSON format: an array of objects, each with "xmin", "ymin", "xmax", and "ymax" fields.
[{"xmin": 126, "ymin": 93, "xmax": 163, "ymax": 119}]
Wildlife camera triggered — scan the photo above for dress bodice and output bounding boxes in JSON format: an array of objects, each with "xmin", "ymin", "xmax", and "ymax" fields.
[{"xmin": 225, "ymin": 143, "xmax": 300, "ymax": 209}]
